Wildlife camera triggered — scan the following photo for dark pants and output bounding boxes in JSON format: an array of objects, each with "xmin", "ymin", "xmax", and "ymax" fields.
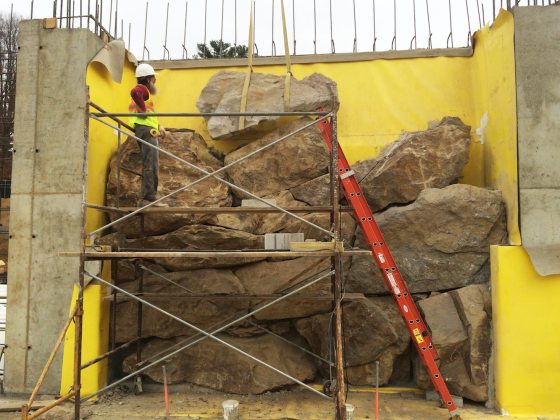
[{"xmin": 135, "ymin": 124, "xmax": 159, "ymax": 201}]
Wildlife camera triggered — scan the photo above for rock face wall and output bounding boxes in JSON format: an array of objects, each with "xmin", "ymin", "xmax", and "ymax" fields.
[{"xmin": 104, "ymin": 72, "xmax": 506, "ymax": 402}]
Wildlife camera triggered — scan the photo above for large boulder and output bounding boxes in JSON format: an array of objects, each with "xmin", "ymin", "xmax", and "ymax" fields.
[
  {"xmin": 290, "ymin": 158, "xmax": 377, "ymax": 207},
  {"xmin": 123, "ymin": 334, "xmax": 318, "ymax": 393},
  {"xmin": 197, "ymin": 71, "xmax": 337, "ymax": 139},
  {"xmin": 360, "ymin": 117, "xmax": 471, "ymax": 212},
  {"xmin": 224, "ymin": 118, "xmax": 330, "ymax": 199},
  {"xmin": 106, "ymin": 131, "xmax": 232, "ymax": 235},
  {"xmin": 99, "ymin": 224, "xmax": 264, "ymax": 271},
  {"xmin": 415, "ymin": 285, "xmax": 492, "ymax": 402},
  {"xmin": 295, "ymin": 298, "xmax": 409, "ymax": 385},
  {"xmin": 348, "ymin": 184, "xmax": 506, "ymax": 294},
  {"xmin": 115, "ymin": 268, "xmax": 249, "ymax": 342},
  {"xmin": 207, "ymin": 190, "xmax": 309, "ymax": 235}
]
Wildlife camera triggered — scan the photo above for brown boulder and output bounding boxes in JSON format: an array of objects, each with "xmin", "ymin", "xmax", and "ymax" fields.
[
  {"xmin": 106, "ymin": 131, "xmax": 232, "ymax": 236},
  {"xmin": 360, "ymin": 117, "xmax": 471, "ymax": 212},
  {"xmin": 99, "ymin": 224, "xmax": 264, "ymax": 271},
  {"xmin": 123, "ymin": 334, "xmax": 318, "ymax": 393},
  {"xmin": 115, "ymin": 269, "xmax": 249, "ymax": 342},
  {"xmin": 348, "ymin": 184, "xmax": 506, "ymax": 294},
  {"xmin": 415, "ymin": 285, "xmax": 492, "ymax": 402},
  {"xmin": 295, "ymin": 298, "xmax": 409, "ymax": 382},
  {"xmin": 290, "ymin": 158, "xmax": 377, "ymax": 207},
  {"xmin": 224, "ymin": 118, "xmax": 330, "ymax": 199},
  {"xmin": 197, "ymin": 71, "xmax": 337, "ymax": 139}
]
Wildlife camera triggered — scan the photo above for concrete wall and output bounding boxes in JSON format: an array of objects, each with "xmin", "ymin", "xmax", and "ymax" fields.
[
  {"xmin": 5, "ymin": 21, "xmax": 103, "ymax": 394},
  {"xmin": 515, "ymin": 6, "xmax": 560, "ymax": 246}
]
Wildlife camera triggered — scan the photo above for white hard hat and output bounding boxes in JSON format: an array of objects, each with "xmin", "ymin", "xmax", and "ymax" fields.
[{"xmin": 135, "ymin": 63, "xmax": 157, "ymax": 78}]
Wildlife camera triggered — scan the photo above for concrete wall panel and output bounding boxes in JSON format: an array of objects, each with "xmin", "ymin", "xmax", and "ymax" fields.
[
  {"xmin": 5, "ymin": 21, "xmax": 103, "ymax": 394},
  {"xmin": 514, "ymin": 6, "xmax": 560, "ymax": 245}
]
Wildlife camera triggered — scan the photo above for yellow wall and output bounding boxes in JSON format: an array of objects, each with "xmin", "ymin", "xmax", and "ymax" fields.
[
  {"xmin": 60, "ymin": 59, "xmax": 137, "ymax": 396},
  {"xmin": 62, "ymin": 10, "xmax": 521, "ymax": 398},
  {"xmin": 154, "ymin": 11, "xmax": 518, "ymax": 243},
  {"xmin": 491, "ymin": 245, "xmax": 560, "ymax": 417}
]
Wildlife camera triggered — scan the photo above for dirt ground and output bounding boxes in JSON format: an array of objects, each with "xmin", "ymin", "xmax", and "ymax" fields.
[{"xmin": 0, "ymin": 386, "xmax": 520, "ymax": 420}]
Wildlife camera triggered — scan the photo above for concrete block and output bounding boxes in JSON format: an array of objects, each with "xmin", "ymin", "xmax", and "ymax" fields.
[
  {"xmin": 241, "ymin": 199, "xmax": 277, "ymax": 208},
  {"xmin": 264, "ymin": 233, "xmax": 304, "ymax": 250}
]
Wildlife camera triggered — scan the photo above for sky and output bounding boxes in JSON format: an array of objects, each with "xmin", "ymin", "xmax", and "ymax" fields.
[{"xmin": 0, "ymin": 0, "xmax": 541, "ymax": 60}]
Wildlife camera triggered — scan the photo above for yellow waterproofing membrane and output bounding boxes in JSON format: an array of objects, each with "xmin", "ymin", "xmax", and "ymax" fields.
[
  {"xmin": 491, "ymin": 246, "xmax": 560, "ymax": 416},
  {"xmin": 61, "ymin": 10, "xmax": 523, "ymax": 400},
  {"xmin": 60, "ymin": 59, "xmax": 137, "ymax": 396}
]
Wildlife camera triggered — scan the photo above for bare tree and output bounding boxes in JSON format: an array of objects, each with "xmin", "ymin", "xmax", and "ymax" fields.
[{"xmin": 0, "ymin": 12, "xmax": 18, "ymax": 183}]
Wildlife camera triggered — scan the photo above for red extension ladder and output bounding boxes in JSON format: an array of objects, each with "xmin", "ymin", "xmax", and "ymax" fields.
[{"xmin": 317, "ymin": 117, "xmax": 460, "ymax": 419}]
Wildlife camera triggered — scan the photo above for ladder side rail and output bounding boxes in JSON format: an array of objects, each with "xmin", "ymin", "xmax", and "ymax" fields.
[{"xmin": 316, "ymin": 118, "xmax": 458, "ymax": 414}]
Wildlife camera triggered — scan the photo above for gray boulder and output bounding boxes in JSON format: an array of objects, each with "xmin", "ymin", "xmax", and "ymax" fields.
[
  {"xmin": 348, "ymin": 184, "xmax": 506, "ymax": 294},
  {"xmin": 197, "ymin": 71, "xmax": 337, "ymax": 139}
]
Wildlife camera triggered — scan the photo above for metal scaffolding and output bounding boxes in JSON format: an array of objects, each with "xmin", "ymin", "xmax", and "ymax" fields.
[{"xmin": 23, "ymin": 100, "xmax": 359, "ymax": 419}]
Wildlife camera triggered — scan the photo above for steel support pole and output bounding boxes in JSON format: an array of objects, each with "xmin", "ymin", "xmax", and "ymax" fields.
[
  {"xmin": 330, "ymin": 114, "xmax": 346, "ymax": 419},
  {"xmin": 82, "ymin": 269, "xmax": 333, "ymax": 401},
  {"xmin": 89, "ymin": 116, "xmax": 333, "ymax": 238},
  {"xmin": 73, "ymin": 89, "xmax": 91, "ymax": 420}
]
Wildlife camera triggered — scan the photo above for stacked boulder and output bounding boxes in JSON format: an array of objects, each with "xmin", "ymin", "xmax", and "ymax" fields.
[{"xmin": 101, "ymin": 71, "xmax": 506, "ymax": 402}]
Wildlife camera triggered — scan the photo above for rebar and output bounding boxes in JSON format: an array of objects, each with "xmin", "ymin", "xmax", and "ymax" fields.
[
  {"xmin": 142, "ymin": 2, "xmax": 149, "ymax": 60},
  {"xmin": 372, "ymin": 0, "xmax": 377, "ymax": 51},
  {"xmin": 410, "ymin": 0, "xmax": 417, "ymax": 49},
  {"xmin": 391, "ymin": 0, "xmax": 397, "ymax": 50},
  {"xmin": 352, "ymin": 0, "xmax": 357, "ymax": 53},
  {"xmin": 292, "ymin": 0, "xmax": 296, "ymax": 54},
  {"xmin": 447, "ymin": 0, "xmax": 454, "ymax": 48},
  {"xmin": 182, "ymin": 2, "xmax": 188, "ymax": 59},
  {"xmin": 163, "ymin": 2, "xmax": 170, "ymax": 60},
  {"xmin": 219, "ymin": 0, "xmax": 225, "ymax": 58},
  {"xmin": 426, "ymin": 0, "xmax": 433, "ymax": 49}
]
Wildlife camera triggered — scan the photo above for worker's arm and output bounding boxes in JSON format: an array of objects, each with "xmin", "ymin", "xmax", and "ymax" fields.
[
  {"xmin": 159, "ymin": 125, "xmax": 167, "ymax": 140},
  {"xmin": 130, "ymin": 85, "xmax": 148, "ymax": 116}
]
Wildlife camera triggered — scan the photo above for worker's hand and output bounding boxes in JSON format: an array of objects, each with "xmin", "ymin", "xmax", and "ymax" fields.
[{"xmin": 159, "ymin": 127, "xmax": 167, "ymax": 140}]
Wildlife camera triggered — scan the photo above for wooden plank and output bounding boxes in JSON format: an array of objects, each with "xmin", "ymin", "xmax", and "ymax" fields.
[
  {"xmin": 59, "ymin": 250, "xmax": 372, "ymax": 259},
  {"xmin": 289, "ymin": 241, "xmax": 335, "ymax": 251}
]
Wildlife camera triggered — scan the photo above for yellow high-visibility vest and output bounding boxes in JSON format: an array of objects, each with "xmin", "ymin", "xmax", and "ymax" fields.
[{"xmin": 128, "ymin": 90, "xmax": 159, "ymax": 130}]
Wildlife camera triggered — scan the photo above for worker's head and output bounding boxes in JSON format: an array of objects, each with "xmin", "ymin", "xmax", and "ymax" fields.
[{"xmin": 135, "ymin": 63, "xmax": 158, "ymax": 94}]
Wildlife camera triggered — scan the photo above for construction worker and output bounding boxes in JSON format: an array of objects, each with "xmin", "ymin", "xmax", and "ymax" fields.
[{"xmin": 129, "ymin": 63, "xmax": 167, "ymax": 207}]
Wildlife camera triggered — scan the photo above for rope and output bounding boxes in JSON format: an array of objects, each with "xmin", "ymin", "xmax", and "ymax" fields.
[
  {"xmin": 280, "ymin": 0, "xmax": 292, "ymax": 110},
  {"xmin": 238, "ymin": 0, "xmax": 254, "ymax": 131}
]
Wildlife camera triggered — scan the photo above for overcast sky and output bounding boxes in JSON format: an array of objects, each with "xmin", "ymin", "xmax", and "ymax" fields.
[{"xmin": 0, "ymin": 0, "xmax": 537, "ymax": 60}]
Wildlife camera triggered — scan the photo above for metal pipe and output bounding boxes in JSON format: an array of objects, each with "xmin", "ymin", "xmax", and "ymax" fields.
[
  {"xmin": 92, "ymin": 111, "xmax": 328, "ymax": 117},
  {"xmin": 139, "ymin": 264, "xmax": 194, "ymax": 294},
  {"xmin": 135, "ymin": 261, "xmax": 144, "ymax": 393},
  {"xmin": 88, "ymin": 115, "xmax": 334, "ymax": 238},
  {"xmin": 89, "ymin": 102, "xmax": 134, "ymax": 132},
  {"xmin": 330, "ymin": 114, "xmax": 347, "ymax": 419},
  {"xmin": 81, "ymin": 337, "xmax": 141, "ymax": 370},
  {"xmin": 31, "ymin": 0, "xmax": 34, "ymax": 19},
  {"xmin": 82, "ymin": 270, "xmax": 334, "ymax": 402},
  {"xmin": 292, "ymin": 0, "xmax": 296, "ymax": 54}
]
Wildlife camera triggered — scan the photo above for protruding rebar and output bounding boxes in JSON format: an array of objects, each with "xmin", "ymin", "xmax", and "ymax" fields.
[
  {"xmin": 203, "ymin": 0, "xmax": 207, "ymax": 49},
  {"xmin": 163, "ymin": 2, "xmax": 170, "ymax": 60},
  {"xmin": 447, "ymin": 0, "xmax": 454, "ymax": 48},
  {"xmin": 142, "ymin": 1, "xmax": 149, "ymax": 60},
  {"xmin": 352, "ymin": 0, "xmax": 357, "ymax": 53},
  {"xmin": 182, "ymin": 2, "xmax": 188, "ymax": 59},
  {"xmin": 313, "ymin": 0, "xmax": 317, "ymax": 54},
  {"xmin": 292, "ymin": 0, "xmax": 296, "ymax": 54},
  {"xmin": 391, "ymin": 0, "xmax": 397, "ymax": 50},
  {"xmin": 271, "ymin": 0, "xmax": 276, "ymax": 55},
  {"xmin": 31, "ymin": 0, "xmax": 34, "ymax": 19},
  {"xmin": 372, "ymin": 0, "xmax": 377, "ymax": 51},
  {"xmin": 329, "ymin": 0, "xmax": 335, "ymax": 53},
  {"xmin": 466, "ymin": 0, "xmax": 472, "ymax": 46},
  {"xmin": 219, "ymin": 0, "xmax": 225, "ymax": 58},
  {"xmin": 477, "ymin": 0, "xmax": 482, "ymax": 28},
  {"xmin": 426, "ymin": 0, "xmax": 432, "ymax": 49},
  {"xmin": 410, "ymin": 0, "xmax": 417, "ymax": 49}
]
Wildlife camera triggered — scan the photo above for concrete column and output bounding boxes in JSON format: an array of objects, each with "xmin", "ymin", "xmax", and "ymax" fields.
[
  {"xmin": 5, "ymin": 20, "xmax": 103, "ymax": 394},
  {"xmin": 514, "ymin": 6, "xmax": 560, "ymax": 246}
]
